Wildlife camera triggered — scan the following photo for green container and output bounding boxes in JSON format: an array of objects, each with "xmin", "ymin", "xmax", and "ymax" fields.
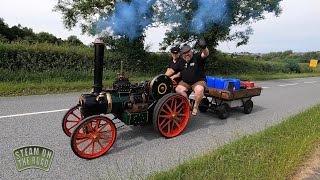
[{"xmin": 121, "ymin": 111, "xmax": 149, "ymax": 126}]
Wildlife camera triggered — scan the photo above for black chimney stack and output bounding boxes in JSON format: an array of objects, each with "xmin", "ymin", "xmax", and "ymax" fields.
[{"xmin": 93, "ymin": 39, "xmax": 105, "ymax": 94}]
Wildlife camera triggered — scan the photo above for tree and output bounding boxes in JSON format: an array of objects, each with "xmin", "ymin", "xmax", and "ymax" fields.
[
  {"xmin": 36, "ymin": 32, "xmax": 59, "ymax": 44},
  {"xmin": 0, "ymin": 18, "xmax": 14, "ymax": 41},
  {"xmin": 66, "ymin": 35, "xmax": 84, "ymax": 46},
  {"xmin": 55, "ymin": 0, "xmax": 283, "ymax": 50},
  {"xmin": 154, "ymin": 0, "xmax": 282, "ymax": 50}
]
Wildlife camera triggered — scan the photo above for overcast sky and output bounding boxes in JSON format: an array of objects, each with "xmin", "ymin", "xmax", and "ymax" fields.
[{"xmin": 0, "ymin": 0, "xmax": 319, "ymax": 53}]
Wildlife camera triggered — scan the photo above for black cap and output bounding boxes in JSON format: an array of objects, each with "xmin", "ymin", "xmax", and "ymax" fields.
[
  {"xmin": 181, "ymin": 44, "xmax": 191, "ymax": 53},
  {"xmin": 170, "ymin": 47, "xmax": 180, "ymax": 54}
]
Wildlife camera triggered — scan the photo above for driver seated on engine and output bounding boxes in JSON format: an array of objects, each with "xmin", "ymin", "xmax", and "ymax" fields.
[{"xmin": 171, "ymin": 39, "xmax": 209, "ymax": 116}]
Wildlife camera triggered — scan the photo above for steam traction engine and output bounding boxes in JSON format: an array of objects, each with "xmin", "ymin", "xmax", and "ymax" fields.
[{"xmin": 62, "ymin": 39, "xmax": 190, "ymax": 159}]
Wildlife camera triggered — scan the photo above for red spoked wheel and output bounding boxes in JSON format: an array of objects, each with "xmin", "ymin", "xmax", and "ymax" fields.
[
  {"xmin": 70, "ymin": 115, "xmax": 116, "ymax": 159},
  {"xmin": 62, "ymin": 105, "xmax": 83, "ymax": 137},
  {"xmin": 153, "ymin": 93, "xmax": 190, "ymax": 138}
]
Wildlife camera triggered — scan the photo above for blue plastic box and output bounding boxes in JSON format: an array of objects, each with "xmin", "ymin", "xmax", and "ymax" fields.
[
  {"xmin": 215, "ymin": 78, "xmax": 225, "ymax": 90},
  {"xmin": 206, "ymin": 76, "xmax": 216, "ymax": 88},
  {"xmin": 215, "ymin": 78, "xmax": 240, "ymax": 90},
  {"xmin": 226, "ymin": 78, "xmax": 240, "ymax": 90}
]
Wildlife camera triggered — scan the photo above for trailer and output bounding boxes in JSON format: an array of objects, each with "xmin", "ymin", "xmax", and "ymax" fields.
[{"xmin": 197, "ymin": 85, "xmax": 262, "ymax": 119}]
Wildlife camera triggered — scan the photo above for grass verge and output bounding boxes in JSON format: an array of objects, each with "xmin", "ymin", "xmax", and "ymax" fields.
[
  {"xmin": 148, "ymin": 104, "xmax": 320, "ymax": 180},
  {"xmin": 1, "ymin": 72, "xmax": 320, "ymax": 97}
]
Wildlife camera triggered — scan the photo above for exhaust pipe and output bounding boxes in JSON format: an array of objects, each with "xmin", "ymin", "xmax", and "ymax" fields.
[{"xmin": 93, "ymin": 39, "xmax": 105, "ymax": 94}]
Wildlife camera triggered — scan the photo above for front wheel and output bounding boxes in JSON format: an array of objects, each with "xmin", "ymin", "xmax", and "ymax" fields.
[
  {"xmin": 70, "ymin": 115, "xmax": 116, "ymax": 159},
  {"xmin": 62, "ymin": 105, "xmax": 82, "ymax": 137}
]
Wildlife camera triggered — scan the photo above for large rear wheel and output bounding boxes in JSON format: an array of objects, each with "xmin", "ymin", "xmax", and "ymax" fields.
[
  {"xmin": 70, "ymin": 115, "xmax": 116, "ymax": 159},
  {"xmin": 153, "ymin": 93, "xmax": 190, "ymax": 138}
]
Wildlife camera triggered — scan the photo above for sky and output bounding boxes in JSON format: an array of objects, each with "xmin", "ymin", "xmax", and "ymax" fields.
[{"xmin": 0, "ymin": 0, "xmax": 319, "ymax": 53}]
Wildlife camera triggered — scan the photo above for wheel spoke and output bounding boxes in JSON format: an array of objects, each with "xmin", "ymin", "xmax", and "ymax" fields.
[
  {"xmin": 95, "ymin": 120, "xmax": 100, "ymax": 132},
  {"xmin": 86, "ymin": 122, "xmax": 94, "ymax": 132},
  {"xmin": 164, "ymin": 103, "xmax": 173, "ymax": 113},
  {"xmin": 175, "ymin": 106, "xmax": 185, "ymax": 114},
  {"xmin": 159, "ymin": 115, "xmax": 171, "ymax": 119},
  {"xmin": 71, "ymin": 112, "xmax": 81, "ymax": 120},
  {"xmin": 171, "ymin": 120, "xmax": 176, "ymax": 132},
  {"xmin": 100, "ymin": 136, "xmax": 112, "ymax": 143},
  {"xmin": 97, "ymin": 140, "xmax": 105, "ymax": 149},
  {"xmin": 99, "ymin": 130, "xmax": 113, "ymax": 136},
  {"xmin": 173, "ymin": 120, "xmax": 181, "ymax": 129},
  {"xmin": 67, "ymin": 123, "xmax": 80, "ymax": 131},
  {"xmin": 176, "ymin": 113, "xmax": 187, "ymax": 117},
  {"xmin": 98, "ymin": 123, "xmax": 109, "ymax": 132},
  {"xmin": 160, "ymin": 108, "xmax": 171, "ymax": 115},
  {"xmin": 76, "ymin": 137, "xmax": 90, "ymax": 146},
  {"xmin": 170, "ymin": 98, "xmax": 174, "ymax": 110},
  {"xmin": 67, "ymin": 120, "xmax": 80, "ymax": 123},
  {"xmin": 91, "ymin": 141, "xmax": 95, "ymax": 154},
  {"xmin": 175, "ymin": 101, "xmax": 184, "ymax": 113},
  {"xmin": 81, "ymin": 140, "xmax": 93, "ymax": 153},
  {"xmin": 160, "ymin": 119, "xmax": 171, "ymax": 130},
  {"xmin": 159, "ymin": 118, "xmax": 169, "ymax": 127}
]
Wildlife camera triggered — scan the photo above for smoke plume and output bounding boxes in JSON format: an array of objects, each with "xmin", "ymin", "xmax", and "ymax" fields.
[
  {"xmin": 97, "ymin": 0, "xmax": 156, "ymax": 41},
  {"xmin": 96, "ymin": 0, "xmax": 228, "ymax": 40},
  {"xmin": 191, "ymin": 0, "xmax": 228, "ymax": 33}
]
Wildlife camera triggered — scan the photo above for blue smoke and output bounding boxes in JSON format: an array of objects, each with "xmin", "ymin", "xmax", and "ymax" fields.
[
  {"xmin": 97, "ymin": 0, "xmax": 156, "ymax": 41},
  {"xmin": 96, "ymin": 0, "xmax": 229, "ymax": 40},
  {"xmin": 191, "ymin": 0, "xmax": 228, "ymax": 33}
]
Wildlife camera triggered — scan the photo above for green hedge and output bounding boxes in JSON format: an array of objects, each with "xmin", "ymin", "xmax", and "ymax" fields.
[
  {"xmin": 0, "ymin": 42, "xmax": 94, "ymax": 71},
  {"xmin": 206, "ymin": 56, "xmax": 290, "ymax": 75},
  {"xmin": 0, "ymin": 42, "xmax": 314, "ymax": 83},
  {"xmin": 0, "ymin": 42, "xmax": 169, "ymax": 75}
]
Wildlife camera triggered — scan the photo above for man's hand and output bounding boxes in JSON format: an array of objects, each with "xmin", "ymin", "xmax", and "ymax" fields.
[{"xmin": 198, "ymin": 38, "xmax": 207, "ymax": 49}]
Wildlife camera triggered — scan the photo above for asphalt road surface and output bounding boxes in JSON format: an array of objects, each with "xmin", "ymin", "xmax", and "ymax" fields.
[{"xmin": 1, "ymin": 77, "xmax": 320, "ymax": 180}]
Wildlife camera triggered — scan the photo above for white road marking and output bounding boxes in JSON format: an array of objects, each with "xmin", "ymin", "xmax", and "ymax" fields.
[
  {"xmin": 304, "ymin": 81, "xmax": 317, "ymax": 84},
  {"xmin": 0, "ymin": 109, "xmax": 69, "ymax": 119},
  {"xmin": 262, "ymin": 87, "xmax": 270, "ymax": 89},
  {"xmin": 279, "ymin": 83, "xmax": 298, "ymax": 87}
]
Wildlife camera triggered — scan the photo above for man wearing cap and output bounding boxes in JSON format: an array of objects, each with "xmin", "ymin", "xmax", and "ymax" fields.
[
  {"xmin": 175, "ymin": 38, "xmax": 209, "ymax": 116},
  {"xmin": 164, "ymin": 46, "xmax": 184, "ymax": 85}
]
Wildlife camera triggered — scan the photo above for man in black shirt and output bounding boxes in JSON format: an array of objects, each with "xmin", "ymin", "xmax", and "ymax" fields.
[
  {"xmin": 176, "ymin": 39, "xmax": 209, "ymax": 115},
  {"xmin": 165, "ymin": 47, "xmax": 184, "ymax": 85}
]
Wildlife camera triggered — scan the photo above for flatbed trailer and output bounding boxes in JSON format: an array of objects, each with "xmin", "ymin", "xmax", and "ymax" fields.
[{"xmin": 198, "ymin": 86, "xmax": 262, "ymax": 119}]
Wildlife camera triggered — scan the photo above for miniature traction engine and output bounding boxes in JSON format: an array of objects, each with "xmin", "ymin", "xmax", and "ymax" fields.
[{"xmin": 62, "ymin": 39, "xmax": 191, "ymax": 159}]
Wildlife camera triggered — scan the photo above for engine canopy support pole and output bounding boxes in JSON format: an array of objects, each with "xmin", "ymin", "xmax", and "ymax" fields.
[{"xmin": 93, "ymin": 39, "xmax": 105, "ymax": 94}]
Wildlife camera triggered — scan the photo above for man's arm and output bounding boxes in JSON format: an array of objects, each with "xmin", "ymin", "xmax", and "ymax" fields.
[
  {"xmin": 165, "ymin": 68, "xmax": 175, "ymax": 77},
  {"xmin": 201, "ymin": 47, "xmax": 209, "ymax": 58},
  {"xmin": 198, "ymin": 38, "xmax": 209, "ymax": 58},
  {"xmin": 171, "ymin": 72, "xmax": 181, "ymax": 79}
]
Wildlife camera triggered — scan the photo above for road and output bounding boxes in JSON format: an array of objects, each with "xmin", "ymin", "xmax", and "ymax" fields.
[{"xmin": 1, "ymin": 77, "xmax": 320, "ymax": 179}]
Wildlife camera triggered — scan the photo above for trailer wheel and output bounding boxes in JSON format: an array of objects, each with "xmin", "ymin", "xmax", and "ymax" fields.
[
  {"xmin": 243, "ymin": 99, "xmax": 253, "ymax": 114},
  {"xmin": 71, "ymin": 115, "xmax": 116, "ymax": 159},
  {"xmin": 199, "ymin": 98, "xmax": 209, "ymax": 112},
  {"xmin": 153, "ymin": 93, "xmax": 190, "ymax": 138},
  {"xmin": 217, "ymin": 103, "xmax": 230, "ymax": 119},
  {"xmin": 62, "ymin": 105, "xmax": 83, "ymax": 137}
]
